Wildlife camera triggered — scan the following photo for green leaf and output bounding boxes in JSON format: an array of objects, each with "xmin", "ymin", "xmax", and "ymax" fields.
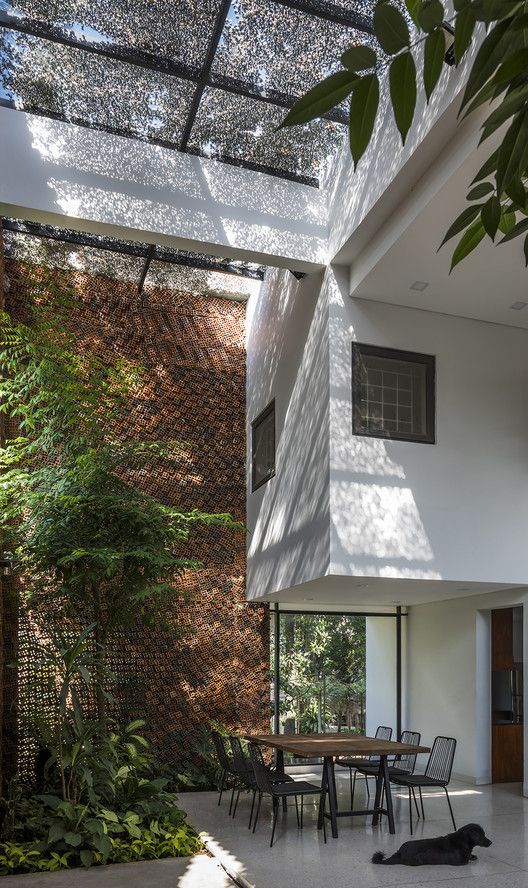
[
  {"xmin": 349, "ymin": 73, "xmax": 380, "ymax": 168},
  {"xmin": 439, "ymin": 203, "xmax": 483, "ymax": 248},
  {"xmin": 499, "ymin": 215, "xmax": 528, "ymax": 242},
  {"xmin": 490, "ymin": 49, "xmax": 528, "ymax": 90},
  {"xmin": 523, "ymin": 233, "xmax": 528, "ymax": 266},
  {"xmin": 47, "ymin": 824, "xmax": 65, "ymax": 844},
  {"xmin": 63, "ymin": 832, "xmax": 82, "ymax": 847},
  {"xmin": 404, "ymin": 0, "xmax": 421, "ymax": 26},
  {"xmin": 373, "ymin": 2, "xmax": 410, "ymax": 54},
  {"xmin": 450, "ymin": 220, "xmax": 486, "ymax": 271},
  {"xmin": 481, "ymin": 195, "xmax": 501, "ymax": 239},
  {"xmin": 460, "ymin": 18, "xmax": 514, "ymax": 110},
  {"xmin": 423, "ymin": 29, "xmax": 445, "ymax": 103},
  {"xmin": 454, "ymin": 6, "xmax": 476, "ymax": 63},
  {"xmin": 341, "ymin": 44, "xmax": 377, "ymax": 71},
  {"xmin": 389, "ymin": 51, "xmax": 417, "ymax": 145},
  {"xmin": 418, "ymin": 0, "xmax": 444, "ymax": 32},
  {"xmin": 471, "ymin": 149, "xmax": 499, "ymax": 185},
  {"xmin": 496, "ymin": 112, "xmax": 528, "ymax": 195},
  {"xmin": 279, "ymin": 71, "xmax": 358, "ymax": 128},
  {"xmin": 499, "ymin": 210, "xmax": 517, "ymax": 235},
  {"xmin": 467, "ymin": 182, "xmax": 494, "ymax": 200},
  {"xmin": 506, "ymin": 177, "xmax": 527, "ymax": 209},
  {"xmin": 80, "ymin": 850, "xmax": 94, "ymax": 868}
]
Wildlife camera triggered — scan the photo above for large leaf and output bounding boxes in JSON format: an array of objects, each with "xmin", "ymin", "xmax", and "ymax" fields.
[
  {"xmin": 471, "ymin": 148, "xmax": 499, "ymax": 185},
  {"xmin": 404, "ymin": 0, "xmax": 421, "ymax": 26},
  {"xmin": 460, "ymin": 18, "xmax": 515, "ymax": 110},
  {"xmin": 439, "ymin": 203, "xmax": 483, "ymax": 248},
  {"xmin": 349, "ymin": 74, "xmax": 380, "ymax": 168},
  {"xmin": 373, "ymin": 2, "xmax": 410, "ymax": 54},
  {"xmin": 499, "ymin": 215, "xmax": 528, "ymax": 242},
  {"xmin": 389, "ymin": 51, "xmax": 417, "ymax": 145},
  {"xmin": 279, "ymin": 71, "xmax": 358, "ymax": 128},
  {"xmin": 496, "ymin": 112, "xmax": 528, "ymax": 194},
  {"xmin": 454, "ymin": 6, "xmax": 476, "ymax": 63},
  {"xmin": 418, "ymin": 0, "xmax": 445, "ymax": 32},
  {"xmin": 450, "ymin": 220, "xmax": 486, "ymax": 271},
  {"xmin": 481, "ymin": 195, "xmax": 501, "ymax": 239},
  {"xmin": 341, "ymin": 44, "xmax": 377, "ymax": 71},
  {"xmin": 480, "ymin": 85, "xmax": 528, "ymax": 142},
  {"xmin": 467, "ymin": 182, "xmax": 494, "ymax": 200},
  {"xmin": 424, "ymin": 29, "xmax": 445, "ymax": 103}
]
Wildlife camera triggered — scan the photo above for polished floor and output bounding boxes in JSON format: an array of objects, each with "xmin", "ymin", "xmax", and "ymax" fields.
[{"xmin": 181, "ymin": 771, "xmax": 528, "ymax": 888}]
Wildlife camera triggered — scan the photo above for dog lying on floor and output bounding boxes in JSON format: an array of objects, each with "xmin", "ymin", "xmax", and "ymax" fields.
[{"xmin": 372, "ymin": 823, "xmax": 492, "ymax": 866}]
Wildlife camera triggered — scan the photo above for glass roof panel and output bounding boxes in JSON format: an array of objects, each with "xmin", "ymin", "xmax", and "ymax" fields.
[
  {"xmin": 1, "ymin": 0, "xmax": 223, "ymax": 72},
  {"xmin": 0, "ymin": 28, "xmax": 195, "ymax": 144},
  {"xmin": 3, "ymin": 230, "xmax": 144, "ymax": 282},
  {"xmin": 188, "ymin": 87, "xmax": 346, "ymax": 184},
  {"xmin": 144, "ymin": 261, "xmax": 261, "ymax": 302},
  {"xmin": 213, "ymin": 0, "xmax": 377, "ymax": 98}
]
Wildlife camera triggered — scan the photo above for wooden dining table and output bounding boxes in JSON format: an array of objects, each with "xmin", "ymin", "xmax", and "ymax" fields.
[{"xmin": 244, "ymin": 733, "xmax": 430, "ymax": 838}]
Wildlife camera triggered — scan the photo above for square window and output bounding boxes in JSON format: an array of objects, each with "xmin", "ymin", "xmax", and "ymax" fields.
[
  {"xmin": 252, "ymin": 400, "xmax": 275, "ymax": 491},
  {"xmin": 352, "ymin": 344, "xmax": 435, "ymax": 444}
]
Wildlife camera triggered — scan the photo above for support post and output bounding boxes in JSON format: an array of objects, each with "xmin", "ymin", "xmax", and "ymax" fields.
[
  {"xmin": 396, "ymin": 606, "xmax": 402, "ymax": 740},
  {"xmin": 273, "ymin": 603, "xmax": 280, "ymax": 736}
]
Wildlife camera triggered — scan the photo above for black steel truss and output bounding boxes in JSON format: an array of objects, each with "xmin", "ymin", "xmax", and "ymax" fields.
[
  {"xmin": 1, "ymin": 218, "xmax": 266, "ymax": 281},
  {"xmin": 0, "ymin": 0, "xmax": 366, "ymax": 185}
]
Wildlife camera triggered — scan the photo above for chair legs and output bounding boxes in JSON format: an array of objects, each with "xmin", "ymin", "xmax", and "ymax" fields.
[
  {"xmin": 232, "ymin": 788, "xmax": 241, "ymax": 818},
  {"xmin": 248, "ymin": 789, "xmax": 257, "ymax": 829},
  {"xmin": 444, "ymin": 787, "xmax": 457, "ymax": 831},
  {"xmin": 418, "ymin": 786, "xmax": 425, "ymax": 819},
  {"xmin": 350, "ymin": 768, "xmax": 357, "ymax": 809},
  {"xmin": 218, "ymin": 769, "xmax": 226, "ymax": 806},
  {"xmin": 270, "ymin": 798, "xmax": 279, "ymax": 847},
  {"xmin": 252, "ymin": 792, "xmax": 262, "ymax": 833},
  {"xmin": 229, "ymin": 785, "xmax": 236, "ymax": 816},
  {"xmin": 408, "ymin": 788, "xmax": 414, "ymax": 835}
]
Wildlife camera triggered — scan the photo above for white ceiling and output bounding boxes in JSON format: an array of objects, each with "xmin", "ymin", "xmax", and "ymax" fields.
[
  {"xmin": 264, "ymin": 574, "xmax": 522, "ymax": 609},
  {"xmin": 351, "ymin": 123, "xmax": 528, "ymax": 331}
]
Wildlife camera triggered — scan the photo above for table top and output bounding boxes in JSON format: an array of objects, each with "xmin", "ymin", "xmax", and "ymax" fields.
[{"xmin": 244, "ymin": 733, "xmax": 430, "ymax": 758}]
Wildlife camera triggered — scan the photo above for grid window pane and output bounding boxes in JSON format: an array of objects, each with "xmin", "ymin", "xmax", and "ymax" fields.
[
  {"xmin": 0, "ymin": 28, "xmax": 195, "ymax": 146},
  {"xmin": 188, "ymin": 87, "xmax": 346, "ymax": 184},
  {"xmin": 352, "ymin": 344, "xmax": 435, "ymax": 444},
  {"xmin": 1, "ymin": 0, "xmax": 221, "ymax": 71},
  {"xmin": 252, "ymin": 402, "xmax": 275, "ymax": 491}
]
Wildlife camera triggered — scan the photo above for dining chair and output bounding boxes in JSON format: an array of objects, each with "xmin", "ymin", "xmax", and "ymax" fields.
[
  {"xmin": 353, "ymin": 730, "xmax": 421, "ymax": 812},
  {"xmin": 389, "ymin": 735, "xmax": 457, "ymax": 834},
  {"xmin": 336, "ymin": 725, "xmax": 392, "ymax": 808},
  {"xmin": 248, "ymin": 743, "xmax": 327, "ymax": 847},
  {"xmin": 211, "ymin": 730, "xmax": 238, "ymax": 811},
  {"xmin": 230, "ymin": 738, "xmax": 295, "ymax": 828}
]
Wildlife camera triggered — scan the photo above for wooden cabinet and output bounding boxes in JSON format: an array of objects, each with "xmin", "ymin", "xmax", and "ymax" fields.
[
  {"xmin": 492, "ymin": 724, "xmax": 523, "ymax": 782},
  {"xmin": 492, "ymin": 608, "xmax": 514, "ymax": 670}
]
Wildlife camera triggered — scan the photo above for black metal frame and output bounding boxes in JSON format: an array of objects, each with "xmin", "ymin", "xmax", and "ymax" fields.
[
  {"xmin": 251, "ymin": 400, "xmax": 276, "ymax": 492},
  {"xmin": 0, "ymin": 0, "xmax": 368, "ymax": 186},
  {"xmin": 2, "ymin": 217, "xmax": 265, "ymax": 298},
  {"xmin": 351, "ymin": 342, "xmax": 436, "ymax": 445}
]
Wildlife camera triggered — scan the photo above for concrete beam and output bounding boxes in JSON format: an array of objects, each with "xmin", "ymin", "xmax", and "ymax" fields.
[{"xmin": 0, "ymin": 109, "xmax": 329, "ymax": 272}]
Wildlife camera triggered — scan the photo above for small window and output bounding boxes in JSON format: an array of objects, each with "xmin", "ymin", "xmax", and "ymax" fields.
[
  {"xmin": 352, "ymin": 344, "xmax": 435, "ymax": 444},
  {"xmin": 252, "ymin": 400, "xmax": 275, "ymax": 491}
]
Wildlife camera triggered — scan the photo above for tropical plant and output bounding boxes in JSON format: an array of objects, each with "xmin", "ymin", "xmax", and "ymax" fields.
[
  {"xmin": 0, "ymin": 269, "xmax": 242, "ymax": 727},
  {"xmin": 281, "ymin": 1, "xmax": 528, "ymax": 270}
]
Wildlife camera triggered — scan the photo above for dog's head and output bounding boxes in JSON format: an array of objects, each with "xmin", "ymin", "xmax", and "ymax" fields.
[{"xmin": 458, "ymin": 823, "xmax": 492, "ymax": 848}]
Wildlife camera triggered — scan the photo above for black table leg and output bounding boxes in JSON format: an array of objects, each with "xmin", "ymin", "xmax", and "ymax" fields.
[
  {"xmin": 317, "ymin": 758, "xmax": 328, "ymax": 829},
  {"xmin": 381, "ymin": 755, "xmax": 395, "ymax": 834},
  {"xmin": 326, "ymin": 756, "xmax": 339, "ymax": 838},
  {"xmin": 372, "ymin": 758, "xmax": 384, "ymax": 827},
  {"xmin": 275, "ymin": 749, "xmax": 284, "ymax": 772}
]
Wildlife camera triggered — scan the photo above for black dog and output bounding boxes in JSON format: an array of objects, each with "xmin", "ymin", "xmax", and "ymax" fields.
[{"xmin": 372, "ymin": 823, "xmax": 492, "ymax": 866}]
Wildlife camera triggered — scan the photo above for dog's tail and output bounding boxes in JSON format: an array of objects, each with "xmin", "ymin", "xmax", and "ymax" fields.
[{"xmin": 372, "ymin": 851, "xmax": 400, "ymax": 865}]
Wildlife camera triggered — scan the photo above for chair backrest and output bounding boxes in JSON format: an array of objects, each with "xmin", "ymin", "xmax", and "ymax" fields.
[
  {"xmin": 229, "ymin": 736, "xmax": 252, "ymax": 781},
  {"xmin": 248, "ymin": 743, "xmax": 274, "ymax": 794},
  {"xmin": 211, "ymin": 730, "xmax": 231, "ymax": 771},
  {"xmin": 395, "ymin": 730, "xmax": 421, "ymax": 774},
  {"xmin": 369, "ymin": 725, "xmax": 393, "ymax": 761},
  {"xmin": 425, "ymin": 736, "xmax": 456, "ymax": 784}
]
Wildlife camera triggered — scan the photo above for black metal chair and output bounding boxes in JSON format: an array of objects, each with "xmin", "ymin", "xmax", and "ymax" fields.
[
  {"xmin": 248, "ymin": 743, "xmax": 327, "ymax": 847},
  {"xmin": 336, "ymin": 725, "xmax": 392, "ymax": 808},
  {"xmin": 230, "ymin": 738, "xmax": 295, "ymax": 828},
  {"xmin": 211, "ymin": 730, "xmax": 238, "ymax": 811},
  {"xmin": 352, "ymin": 730, "xmax": 421, "ymax": 810},
  {"xmin": 389, "ymin": 735, "xmax": 457, "ymax": 834}
]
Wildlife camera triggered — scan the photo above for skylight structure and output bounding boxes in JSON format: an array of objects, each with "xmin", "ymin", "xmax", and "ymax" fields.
[{"xmin": 0, "ymin": 0, "xmax": 381, "ymax": 186}]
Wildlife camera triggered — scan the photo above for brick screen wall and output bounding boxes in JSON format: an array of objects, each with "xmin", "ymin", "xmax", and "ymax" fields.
[{"xmin": 1, "ymin": 258, "xmax": 270, "ymax": 782}]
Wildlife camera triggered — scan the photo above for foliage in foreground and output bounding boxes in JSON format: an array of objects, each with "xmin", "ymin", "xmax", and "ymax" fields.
[{"xmin": 282, "ymin": 0, "xmax": 528, "ymax": 270}]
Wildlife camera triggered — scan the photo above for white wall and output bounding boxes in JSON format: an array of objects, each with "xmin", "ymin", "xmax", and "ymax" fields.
[
  {"xmin": 407, "ymin": 588, "xmax": 528, "ymax": 792},
  {"xmin": 246, "ymin": 267, "xmax": 331, "ymax": 600},
  {"xmin": 365, "ymin": 617, "xmax": 398, "ymax": 736},
  {"xmin": 329, "ymin": 286, "xmax": 528, "ymax": 587},
  {"xmin": 0, "ymin": 108, "xmax": 328, "ymax": 272}
]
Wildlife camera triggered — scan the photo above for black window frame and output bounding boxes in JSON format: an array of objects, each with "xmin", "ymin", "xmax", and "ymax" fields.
[
  {"xmin": 351, "ymin": 343, "xmax": 436, "ymax": 445},
  {"xmin": 251, "ymin": 399, "xmax": 275, "ymax": 492}
]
